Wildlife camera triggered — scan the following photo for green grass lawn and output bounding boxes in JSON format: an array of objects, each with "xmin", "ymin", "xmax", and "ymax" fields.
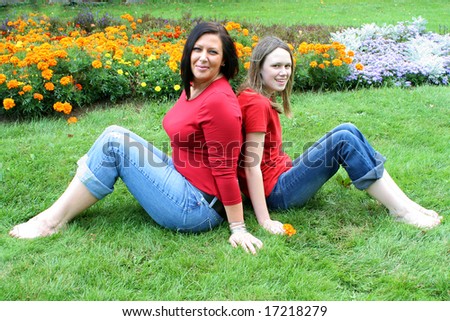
[{"xmin": 1, "ymin": 86, "xmax": 449, "ymax": 300}]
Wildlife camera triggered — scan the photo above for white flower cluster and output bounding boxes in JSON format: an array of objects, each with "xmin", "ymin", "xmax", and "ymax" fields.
[{"xmin": 331, "ymin": 17, "xmax": 450, "ymax": 86}]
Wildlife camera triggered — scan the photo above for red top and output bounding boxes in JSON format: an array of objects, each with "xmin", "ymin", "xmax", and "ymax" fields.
[
  {"xmin": 237, "ymin": 89, "xmax": 291, "ymax": 197},
  {"xmin": 163, "ymin": 77, "xmax": 242, "ymax": 205}
]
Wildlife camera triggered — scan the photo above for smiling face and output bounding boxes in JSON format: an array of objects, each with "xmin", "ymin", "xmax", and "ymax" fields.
[
  {"xmin": 260, "ymin": 47, "xmax": 292, "ymax": 95},
  {"xmin": 190, "ymin": 33, "xmax": 224, "ymax": 86}
]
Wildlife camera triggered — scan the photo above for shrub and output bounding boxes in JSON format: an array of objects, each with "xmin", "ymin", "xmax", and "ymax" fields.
[{"xmin": 331, "ymin": 17, "xmax": 450, "ymax": 87}]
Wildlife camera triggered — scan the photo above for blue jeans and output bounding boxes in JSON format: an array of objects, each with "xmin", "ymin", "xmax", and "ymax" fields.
[
  {"xmin": 75, "ymin": 126, "xmax": 224, "ymax": 232},
  {"xmin": 266, "ymin": 123, "xmax": 386, "ymax": 209}
]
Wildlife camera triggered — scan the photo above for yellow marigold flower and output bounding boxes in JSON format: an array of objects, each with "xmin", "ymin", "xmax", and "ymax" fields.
[
  {"xmin": 155, "ymin": 86, "xmax": 161, "ymax": 92},
  {"xmin": 42, "ymin": 69, "xmax": 53, "ymax": 80},
  {"xmin": 242, "ymin": 28, "xmax": 249, "ymax": 36},
  {"xmin": 22, "ymin": 85, "xmax": 32, "ymax": 92},
  {"xmin": 60, "ymin": 76, "xmax": 73, "ymax": 86},
  {"xmin": 348, "ymin": 50, "xmax": 355, "ymax": 57},
  {"xmin": 3, "ymin": 98, "xmax": 15, "ymax": 110},
  {"xmin": 310, "ymin": 61, "xmax": 318, "ymax": 68},
  {"xmin": 141, "ymin": 82, "xmax": 147, "ymax": 87},
  {"xmin": 45, "ymin": 82, "xmax": 55, "ymax": 91},
  {"xmin": 117, "ymin": 69, "xmax": 124, "ymax": 75},
  {"xmin": 33, "ymin": 93, "xmax": 44, "ymax": 101},
  {"xmin": 9, "ymin": 56, "xmax": 20, "ymax": 64},
  {"xmin": 355, "ymin": 63, "xmax": 364, "ymax": 71},
  {"xmin": 332, "ymin": 59, "xmax": 343, "ymax": 67},
  {"xmin": 252, "ymin": 35, "xmax": 259, "ymax": 42},
  {"xmin": 67, "ymin": 116, "xmax": 78, "ymax": 124},
  {"xmin": 92, "ymin": 60, "xmax": 102, "ymax": 69},
  {"xmin": 173, "ymin": 84, "xmax": 181, "ymax": 91},
  {"xmin": 0, "ymin": 74, "xmax": 6, "ymax": 84},
  {"xmin": 283, "ymin": 224, "xmax": 297, "ymax": 237},
  {"xmin": 7, "ymin": 80, "xmax": 20, "ymax": 89},
  {"xmin": 244, "ymin": 61, "xmax": 251, "ymax": 70}
]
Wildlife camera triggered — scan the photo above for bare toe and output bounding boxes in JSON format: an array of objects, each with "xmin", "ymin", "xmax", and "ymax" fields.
[
  {"xmin": 395, "ymin": 210, "xmax": 441, "ymax": 229},
  {"xmin": 9, "ymin": 219, "xmax": 58, "ymax": 239}
]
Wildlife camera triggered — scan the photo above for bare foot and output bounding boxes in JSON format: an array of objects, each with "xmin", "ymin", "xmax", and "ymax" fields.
[
  {"xmin": 392, "ymin": 207, "xmax": 442, "ymax": 229},
  {"xmin": 9, "ymin": 214, "xmax": 63, "ymax": 239}
]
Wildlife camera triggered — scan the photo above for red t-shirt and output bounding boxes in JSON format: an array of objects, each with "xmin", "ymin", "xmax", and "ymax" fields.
[
  {"xmin": 163, "ymin": 77, "xmax": 242, "ymax": 206},
  {"xmin": 237, "ymin": 89, "xmax": 291, "ymax": 197}
]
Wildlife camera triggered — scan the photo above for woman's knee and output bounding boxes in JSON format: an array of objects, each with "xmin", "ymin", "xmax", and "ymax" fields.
[
  {"xmin": 334, "ymin": 122, "xmax": 360, "ymax": 134},
  {"xmin": 104, "ymin": 125, "xmax": 127, "ymax": 136}
]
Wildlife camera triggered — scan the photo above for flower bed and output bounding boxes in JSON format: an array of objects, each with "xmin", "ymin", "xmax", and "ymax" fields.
[
  {"xmin": 1, "ymin": 13, "xmax": 448, "ymax": 119},
  {"xmin": 331, "ymin": 17, "xmax": 450, "ymax": 87}
]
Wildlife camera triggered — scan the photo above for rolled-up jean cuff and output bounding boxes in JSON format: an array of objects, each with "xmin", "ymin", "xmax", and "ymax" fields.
[
  {"xmin": 75, "ymin": 154, "xmax": 113, "ymax": 200},
  {"xmin": 352, "ymin": 152, "xmax": 386, "ymax": 190}
]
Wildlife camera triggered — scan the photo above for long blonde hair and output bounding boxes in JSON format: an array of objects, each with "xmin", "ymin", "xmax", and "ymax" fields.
[{"xmin": 239, "ymin": 36, "xmax": 294, "ymax": 117}]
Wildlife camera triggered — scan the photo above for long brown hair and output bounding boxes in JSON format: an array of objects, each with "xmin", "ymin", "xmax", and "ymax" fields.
[{"xmin": 239, "ymin": 36, "xmax": 294, "ymax": 117}]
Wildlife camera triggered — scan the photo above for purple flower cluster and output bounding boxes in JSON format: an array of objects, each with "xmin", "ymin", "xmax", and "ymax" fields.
[{"xmin": 332, "ymin": 17, "xmax": 450, "ymax": 87}]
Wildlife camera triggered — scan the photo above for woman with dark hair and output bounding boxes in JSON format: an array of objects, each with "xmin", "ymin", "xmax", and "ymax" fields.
[
  {"xmin": 10, "ymin": 22, "xmax": 263, "ymax": 254},
  {"xmin": 238, "ymin": 36, "xmax": 442, "ymax": 237}
]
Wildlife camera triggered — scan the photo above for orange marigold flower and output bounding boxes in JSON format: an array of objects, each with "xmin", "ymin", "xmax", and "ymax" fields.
[
  {"xmin": 7, "ymin": 79, "xmax": 20, "ymax": 89},
  {"xmin": 3, "ymin": 98, "xmax": 15, "ymax": 110},
  {"xmin": 355, "ymin": 63, "xmax": 364, "ymax": 71},
  {"xmin": 64, "ymin": 102, "xmax": 72, "ymax": 114},
  {"xmin": 33, "ymin": 93, "xmax": 44, "ymax": 101},
  {"xmin": 53, "ymin": 101, "xmax": 72, "ymax": 114},
  {"xmin": 0, "ymin": 73, "xmax": 6, "ymax": 84},
  {"xmin": 283, "ymin": 224, "xmax": 297, "ymax": 237},
  {"xmin": 22, "ymin": 85, "xmax": 32, "ymax": 92},
  {"xmin": 60, "ymin": 76, "xmax": 73, "ymax": 86},
  {"xmin": 42, "ymin": 69, "xmax": 53, "ymax": 80},
  {"xmin": 92, "ymin": 60, "xmax": 103, "ymax": 69},
  {"xmin": 75, "ymin": 83, "xmax": 82, "ymax": 91},
  {"xmin": 318, "ymin": 63, "xmax": 325, "ymax": 69},
  {"xmin": 343, "ymin": 57, "xmax": 353, "ymax": 64},
  {"xmin": 45, "ymin": 82, "xmax": 55, "ymax": 91},
  {"xmin": 67, "ymin": 116, "xmax": 78, "ymax": 124},
  {"xmin": 244, "ymin": 61, "xmax": 251, "ymax": 70},
  {"xmin": 37, "ymin": 62, "xmax": 49, "ymax": 71}
]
